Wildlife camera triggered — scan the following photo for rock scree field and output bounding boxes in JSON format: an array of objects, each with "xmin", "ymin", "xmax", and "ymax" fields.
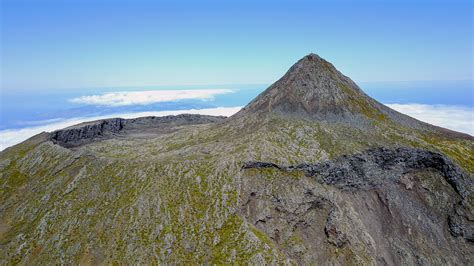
[{"xmin": 1, "ymin": 54, "xmax": 473, "ymax": 264}]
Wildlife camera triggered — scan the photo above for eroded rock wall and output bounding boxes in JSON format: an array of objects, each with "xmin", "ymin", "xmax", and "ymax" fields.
[{"xmin": 241, "ymin": 147, "xmax": 473, "ymax": 264}]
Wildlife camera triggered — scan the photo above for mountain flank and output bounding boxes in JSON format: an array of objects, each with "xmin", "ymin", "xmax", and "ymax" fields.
[{"xmin": 1, "ymin": 53, "xmax": 472, "ymax": 264}]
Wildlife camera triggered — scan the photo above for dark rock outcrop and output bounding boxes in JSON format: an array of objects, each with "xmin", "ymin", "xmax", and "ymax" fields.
[
  {"xmin": 324, "ymin": 209, "xmax": 349, "ymax": 248},
  {"xmin": 449, "ymin": 203, "xmax": 474, "ymax": 243},
  {"xmin": 51, "ymin": 118, "xmax": 125, "ymax": 147},
  {"xmin": 242, "ymin": 147, "xmax": 473, "ymax": 245},
  {"xmin": 51, "ymin": 114, "xmax": 226, "ymax": 147},
  {"xmin": 242, "ymin": 161, "xmax": 281, "ymax": 170},
  {"xmin": 243, "ymin": 147, "xmax": 473, "ymax": 199}
]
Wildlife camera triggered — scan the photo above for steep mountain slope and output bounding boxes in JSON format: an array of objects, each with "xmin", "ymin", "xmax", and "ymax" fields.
[
  {"xmin": 1, "ymin": 54, "xmax": 473, "ymax": 264},
  {"xmin": 234, "ymin": 53, "xmax": 470, "ymax": 138}
]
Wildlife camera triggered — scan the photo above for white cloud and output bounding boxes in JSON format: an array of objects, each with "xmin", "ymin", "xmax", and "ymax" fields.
[
  {"xmin": 386, "ymin": 103, "xmax": 474, "ymax": 135},
  {"xmin": 69, "ymin": 89, "xmax": 235, "ymax": 106},
  {"xmin": 0, "ymin": 106, "xmax": 242, "ymax": 151},
  {"xmin": 1, "ymin": 103, "xmax": 472, "ymax": 152}
]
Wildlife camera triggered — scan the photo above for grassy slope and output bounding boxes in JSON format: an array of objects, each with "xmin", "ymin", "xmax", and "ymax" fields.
[{"xmin": 0, "ymin": 116, "xmax": 472, "ymax": 264}]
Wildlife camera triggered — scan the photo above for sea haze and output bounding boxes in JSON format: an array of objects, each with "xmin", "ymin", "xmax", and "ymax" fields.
[{"xmin": 0, "ymin": 80, "xmax": 472, "ymax": 150}]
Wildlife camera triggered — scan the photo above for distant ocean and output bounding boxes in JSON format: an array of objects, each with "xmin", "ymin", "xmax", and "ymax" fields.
[{"xmin": 0, "ymin": 80, "xmax": 473, "ymax": 150}]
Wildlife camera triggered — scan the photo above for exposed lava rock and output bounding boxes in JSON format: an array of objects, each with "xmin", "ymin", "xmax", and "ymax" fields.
[
  {"xmin": 242, "ymin": 147, "xmax": 473, "ymax": 244},
  {"xmin": 449, "ymin": 203, "xmax": 474, "ymax": 243},
  {"xmin": 50, "ymin": 114, "xmax": 226, "ymax": 147},
  {"xmin": 324, "ymin": 209, "xmax": 349, "ymax": 248},
  {"xmin": 243, "ymin": 147, "xmax": 473, "ymax": 199},
  {"xmin": 242, "ymin": 161, "xmax": 281, "ymax": 170},
  {"xmin": 51, "ymin": 118, "xmax": 125, "ymax": 147}
]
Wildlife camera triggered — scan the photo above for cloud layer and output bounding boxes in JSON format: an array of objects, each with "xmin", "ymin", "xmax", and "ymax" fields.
[
  {"xmin": 386, "ymin": 104, "xmax": 473, "ymax": 135},
  {"xmin": 1, "ymin": 104, "xmax": 472, "ymax": 151},
  {"xmin": 69, "ymin": 89, "xmax": 235, "ymax": 106},
  {"xmin": 0, "ymin": 107, "xmax": 242, "ymax": 151}
]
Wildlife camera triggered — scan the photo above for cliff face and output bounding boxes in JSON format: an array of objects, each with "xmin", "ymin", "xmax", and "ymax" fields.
[
  {"xmin": 50, "ymin": 114, "xmax": 226, "ymax": 147},
  {"xmin": 1, "ymin": 54, "xmax": 473, "ymax": 264},
  {"xmin": 242, "ymin": 147, "xmax": 473, "ymax": 263}
]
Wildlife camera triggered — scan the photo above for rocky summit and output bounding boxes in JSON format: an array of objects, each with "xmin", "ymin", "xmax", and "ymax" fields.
[{"xmin": 1, "ymin": 54, "xmax": 473, "ymax": 264}]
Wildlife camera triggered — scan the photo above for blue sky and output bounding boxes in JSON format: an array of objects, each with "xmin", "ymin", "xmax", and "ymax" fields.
[{"xmin": 1, "ymin": 0, "xmax": 473, "ymax": 91}]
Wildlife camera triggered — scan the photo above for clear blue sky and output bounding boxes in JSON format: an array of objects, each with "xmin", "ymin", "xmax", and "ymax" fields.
[{"xmin": 1, "ymin": 0, "xmax": 473, "ymax": 91}]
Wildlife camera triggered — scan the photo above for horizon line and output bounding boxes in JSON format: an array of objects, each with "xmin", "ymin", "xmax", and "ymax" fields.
[{"xmin": 2, "ymin": 79, "xmax": 473, "ymax": 92}]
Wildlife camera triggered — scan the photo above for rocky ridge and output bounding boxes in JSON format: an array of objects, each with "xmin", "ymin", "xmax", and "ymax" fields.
[
  {"xmin": 243, "ymin": 147, "xmax": 472, "ymax": 198},
  {"xmin": 51, "ymin": 114, "xmax": 226, "ymax": 147}
]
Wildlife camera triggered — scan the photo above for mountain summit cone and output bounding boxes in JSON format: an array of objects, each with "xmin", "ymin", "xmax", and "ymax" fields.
[
  {"xmin": 234, "ymin": 53, "xmax": 471, "ymax": 139},
  {"xmin": 236, "ymin": 53, "xmax": 384, "ymax": 119}
]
